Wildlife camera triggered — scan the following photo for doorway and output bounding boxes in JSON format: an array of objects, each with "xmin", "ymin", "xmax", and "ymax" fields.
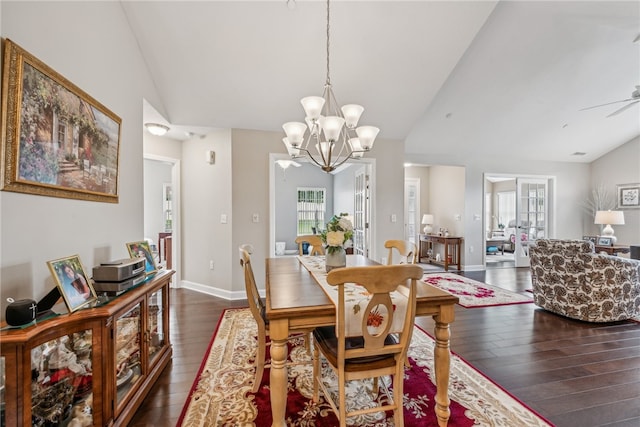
[
  {"xmin": 484, "ymin": 173, "xmax": 554, "ymax": 269},
  {"xmin": 269, "ymin": 154, "xmax": 376, "ymax": 259},
  {"xmin": 144, "ymin": 154, "xmax": 180, "ymax": 286}
]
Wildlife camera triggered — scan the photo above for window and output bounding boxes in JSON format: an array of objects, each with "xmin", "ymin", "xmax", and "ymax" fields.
[
  {"xmin": 297, "ymin": 187, "xmax": 325, "ymax": 235},
  {"xmin": 497, "ymin": 191, "xmax": 515, "ymax": 227}
]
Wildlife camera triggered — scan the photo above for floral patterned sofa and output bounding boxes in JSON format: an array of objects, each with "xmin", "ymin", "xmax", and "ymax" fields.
[{"xmin": 529, "ymin": 239, "xmax": 640, "ymax": 322}]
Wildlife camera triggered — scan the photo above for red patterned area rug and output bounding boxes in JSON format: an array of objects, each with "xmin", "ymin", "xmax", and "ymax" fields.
[
  {"xmin": 177, "ymin": 308, "xmax": 552, "ymax": 426},
  {"xmin": 422, "ymin": 273, "xmax": 533, "ymax": 308}
]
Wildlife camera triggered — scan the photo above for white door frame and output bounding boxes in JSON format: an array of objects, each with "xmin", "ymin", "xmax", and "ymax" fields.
[
  {"xmin": 144, "ymin": 154, "xmax": 181, "ymax": 287},
  {"xmin": 404, "ymin": 177, "xmax": 420, "ymax": 244},
  {"xmin": 483, "ymin": 173, "xmax": 555, "ymax": 268}
]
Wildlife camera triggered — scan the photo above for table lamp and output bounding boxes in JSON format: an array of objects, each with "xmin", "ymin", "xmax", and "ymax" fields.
[
  {"xmin": 422, "ymin": 214, "xmax": 434, "ymax": 234},
  {"xmin": 594, "ymin": 210, "xmax": 624, "ymax": 244}
]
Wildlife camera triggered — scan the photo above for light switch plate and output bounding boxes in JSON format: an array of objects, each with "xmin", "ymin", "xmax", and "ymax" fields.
[{"xmin": 221, "ymin": 214, "xmax": 228, "ymax": 224}]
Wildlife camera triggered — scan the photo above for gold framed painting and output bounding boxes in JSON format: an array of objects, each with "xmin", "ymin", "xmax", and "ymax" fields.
[
  {"xmin": 126, "ymin": 241, "xmax": 158, "ymax": 276},
  {"xmin": 1, "ymin": 38, "xmax": 121, "ymax": 203},
  {"xmin": 47, "ymin": 254, "xmax": 97, "ymax": 313}
]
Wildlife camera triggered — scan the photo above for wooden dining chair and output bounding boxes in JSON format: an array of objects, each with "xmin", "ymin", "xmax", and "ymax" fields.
[
  {"xmin": 295, "ymin": 235, "xmax": 325, "ymax": 255},
  {"xmin": 384, "ymin": 239, "xmax": 418, "ymax": 265},
  {"xmin": 312, "ymin": 264, "xmax": 423, "ymax": 426},
  {"xmin": 239, "ymin": 244, "xmax": 311, "ymax": 392}
]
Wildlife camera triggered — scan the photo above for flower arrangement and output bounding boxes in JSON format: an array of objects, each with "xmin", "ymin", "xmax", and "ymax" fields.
[{"xmin": 320, "ymin": 213, "xmax": 353, "ymax": 254}]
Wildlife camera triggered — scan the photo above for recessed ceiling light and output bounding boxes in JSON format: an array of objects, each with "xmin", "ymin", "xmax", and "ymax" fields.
[{"xmin": 145, "ymin": 123, "xmax": 170, "ymax": 136}]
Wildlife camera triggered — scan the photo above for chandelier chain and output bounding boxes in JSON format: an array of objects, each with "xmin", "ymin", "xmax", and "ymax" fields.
[{"xmin": 325, "ymin": 0, "xmax": 331, "ymax": 86}]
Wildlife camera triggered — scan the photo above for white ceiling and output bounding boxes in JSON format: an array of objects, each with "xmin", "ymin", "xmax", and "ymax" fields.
[{"xmin": 126, "ymin": 1, "xmax": 640, "ymax": 164}]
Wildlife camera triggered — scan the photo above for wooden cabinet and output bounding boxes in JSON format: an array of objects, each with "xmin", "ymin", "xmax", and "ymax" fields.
[
  {"xmin": 0, "ymin": 270, "xmax": 173, "ymax": 427},
  {"xmin": 419, "ymin": 234, "xmax": 463, "ymax": 271}
]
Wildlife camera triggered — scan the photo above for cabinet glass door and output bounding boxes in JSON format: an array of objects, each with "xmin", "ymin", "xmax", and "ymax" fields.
[
  {"xmin": 148, "ymin": 288, "xmax": 165, "ymax": 364},
  {"xmin": 30, "ymin": 330, "xmax": 94, "ymax": 426},
  {"xmin": 115, "ymin": 303, "xmax": 142, "ymax": 409}
]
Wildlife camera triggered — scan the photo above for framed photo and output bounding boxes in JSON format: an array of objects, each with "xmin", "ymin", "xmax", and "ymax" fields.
[
  {"xmin": 1, "ymin": 39, "xmax": 121, "ymax": 203},
  {"xmin": 126, "ymin": 241, "xmax": 158, "ymax": 276},
  {"xmin": 616, "ymin": 183, "xmax": 640, "ymax": 209},
  {"xmin": 582, "ymin": 236, "xmax": 596, "ymax": 244},
  {"xmin": 596, "ymin": 236, "xmax": 612, "ymax": 246},
  {"xmin": 47, "ymin": 255, "xmax": 97, "ymax": 313}
]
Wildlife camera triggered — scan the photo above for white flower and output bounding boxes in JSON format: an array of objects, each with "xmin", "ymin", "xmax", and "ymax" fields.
[
  {"xmin": 337, "ymin": 217, "xmax": 353, "ymax": 232},
  {"xmin": 326, "ymin": 230, "xmax": 345, "ymax": 247}
]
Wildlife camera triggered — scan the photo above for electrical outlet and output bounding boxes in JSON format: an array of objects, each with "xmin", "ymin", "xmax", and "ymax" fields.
[
  {"xmin": 220, "ymin": 214, "xmax": 227, "ymax": 224},
  {"xmin": 209, "ymin": 260, "xmax": 214, "ymax": 270},
  {"xmin": 391, "ymin": 214, "xmax": 397, "ymax": 223},
  {"xmin": 252, "ymin": 213, "xmax": 259, "ymax": 223},
  {"xmin": 469, "ymin": 246, "xmax": 474, "ymax": 253},
  {"xmin": 454, "ymin": 214, "xmax": 461, "ymax": 221}
]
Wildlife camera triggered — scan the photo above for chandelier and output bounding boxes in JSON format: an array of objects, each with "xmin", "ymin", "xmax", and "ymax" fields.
[{"xmin": 282, "ymin": 0, "xmax": 379, "ymax": 173}]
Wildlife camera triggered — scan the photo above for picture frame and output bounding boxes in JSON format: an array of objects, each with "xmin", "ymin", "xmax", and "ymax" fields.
[
  {"xmin": 596, "ymin": 236, "xmax": 612, "ymax": 246},
  {"xmin": 47, "ymin": 255, "xmax": 97, "ymax": 313},
  {"xmin": 616, "ymin": 183, "xmax": 640, "ymax": 209},
  {"xmin": 1, "ymin": 39, "xmax": 121, "ymax": 203},
  {"xmin": 582, "ymin": 236, "xmax": 596, "ymax": 244},
  {"xmin": 126, "ymin": 241, "xmax": 158, "ymax": 276}
]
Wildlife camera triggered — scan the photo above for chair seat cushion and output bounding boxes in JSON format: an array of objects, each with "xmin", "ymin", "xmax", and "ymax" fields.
[{"xmin": 313, "ymin": 326, "xmax": 397, "ymax": 372}]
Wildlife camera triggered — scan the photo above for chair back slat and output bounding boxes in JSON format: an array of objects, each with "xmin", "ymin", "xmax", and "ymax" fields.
[
  {"xmin": 384, "ymin": 239, "xmax": 418, "ymax": 264},
  {"xmin": 327, "ymin": 264, "xmax": 423, "ymax": 361},
  {"xmin": 295, "ymin": 235, "xmax": 325, "ymax": 255},
  {"xmin": 239, "ymin": 244, "xmax": 265, "ymax": 328}
]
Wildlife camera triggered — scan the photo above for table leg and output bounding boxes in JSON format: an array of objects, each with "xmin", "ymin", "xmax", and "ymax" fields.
[
  {"xmin": 433, "ymin": 305, "xmax": 455, "ymax": 427},
  {"xmin": 444, "ymin": 243, "xmax": 450, "ymax": 271},
  {"xmin": 269, "ymin": 319, "xmax": 289, "ymax": 427}
]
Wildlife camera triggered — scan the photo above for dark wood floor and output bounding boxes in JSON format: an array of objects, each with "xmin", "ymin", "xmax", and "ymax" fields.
[{"xmin": 130, "ymin": 267, "xmax": 640, "ymax": 427}]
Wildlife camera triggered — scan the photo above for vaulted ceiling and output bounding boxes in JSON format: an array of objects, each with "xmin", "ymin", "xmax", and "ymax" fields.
[{"xmin": 126, "ymin": 1, "xmax": 640, "ymax": 164}]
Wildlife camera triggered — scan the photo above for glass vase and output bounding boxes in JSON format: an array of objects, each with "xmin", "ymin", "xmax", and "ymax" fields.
[{"xmin": 325, "ymin": 246, "xmax": 346, "ymax": 272}]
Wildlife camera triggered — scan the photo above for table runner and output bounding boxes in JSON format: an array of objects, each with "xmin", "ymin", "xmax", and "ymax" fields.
[{"xmin": 297, "ymin": 256, "xmax": 408, "ymax": 337}]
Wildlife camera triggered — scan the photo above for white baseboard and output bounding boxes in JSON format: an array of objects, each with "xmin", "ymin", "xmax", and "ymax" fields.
[
  {"xmin": 463, "ymin": 264, "xmax": 486, "ymax": 271},
  {"xmin": 180, "ymin": 280, "xmax": 264, "ymax": 300}
]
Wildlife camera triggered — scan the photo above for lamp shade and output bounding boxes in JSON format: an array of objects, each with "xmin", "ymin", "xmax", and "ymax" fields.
[
  {"xmin": 594, "ymin": 210, "xmax": 625, "ymax": 225},
  {"xmin": 422, "ymin": 214, "xmax": 434, "ymax": 225}
]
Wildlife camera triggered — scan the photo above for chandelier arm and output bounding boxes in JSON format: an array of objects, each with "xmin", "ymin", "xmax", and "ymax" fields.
[
  {"xmin": 330, "ymin": 152, "xmax": 358, "ymax": 170},
  {"xmin": 295, "ymin": 146, "xmax": 328, "ymax": 169}
]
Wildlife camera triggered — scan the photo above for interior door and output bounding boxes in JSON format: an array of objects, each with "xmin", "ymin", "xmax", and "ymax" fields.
[
  {"xmin": 353, "ymin": 166, "xmax": 369, "ymax": 257},
  {"xmin": 514, "ymin": 178, "xmax": 548, "ymax": 267},
  {"xmin": 404, "ymin": 178, "xmax": 419, "ymax": 244}
]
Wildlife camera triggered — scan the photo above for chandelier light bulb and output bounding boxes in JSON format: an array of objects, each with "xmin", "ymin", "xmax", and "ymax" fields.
[
  {"xmin": 282, "ymin": 137, "xmax": 300, "ymax": 157},
  {"xmin": 282, "ymin": 122, "xmax": 307, "ymax": 146},
  {"xmin": 348, "ymin": 137, "xmax": 364, "ymax": 158},
  {"xmin": 319, "ymin": 116, "xmax": 345, "ymax": 142},
  {"xmin": 341, "ymin": 104, "xmax": 364, "ymax": 129},
  {"xmin": 356, "ymin": 126, "xmax": 380, "ymax": 150},
  {"xmin": 305, "ymin": 116, "xmax": 322, "ymax": 136},
  {"xmin": 301, "ymin": 96, "xmax": 325, "ymax": 120}
]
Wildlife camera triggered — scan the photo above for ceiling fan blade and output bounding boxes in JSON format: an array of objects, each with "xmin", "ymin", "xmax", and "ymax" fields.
[
  {"xmin": 606, "ymin": 100, "xmax": 639, "ymax": 117},
  {"xmin": 579, "ymin": 98, "xmax": 635, "ymax": 111}
]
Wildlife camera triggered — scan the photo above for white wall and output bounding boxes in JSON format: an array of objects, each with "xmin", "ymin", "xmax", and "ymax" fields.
[
  {"xmin": 180, "ymin": 129, "xmax": 233, "ymax": 297},
  {"xmin": 0, "ymin": 2, "xmax": 162, "ymax": 319},
  {"xmin": 590, "ymin": 137, "xmax": 640, "ymax": 244}
]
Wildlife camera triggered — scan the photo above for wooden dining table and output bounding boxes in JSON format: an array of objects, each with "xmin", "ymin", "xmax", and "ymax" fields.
[{"xmin": 265, "ymin": 254, "xmax": 459, "ymax": 426}]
